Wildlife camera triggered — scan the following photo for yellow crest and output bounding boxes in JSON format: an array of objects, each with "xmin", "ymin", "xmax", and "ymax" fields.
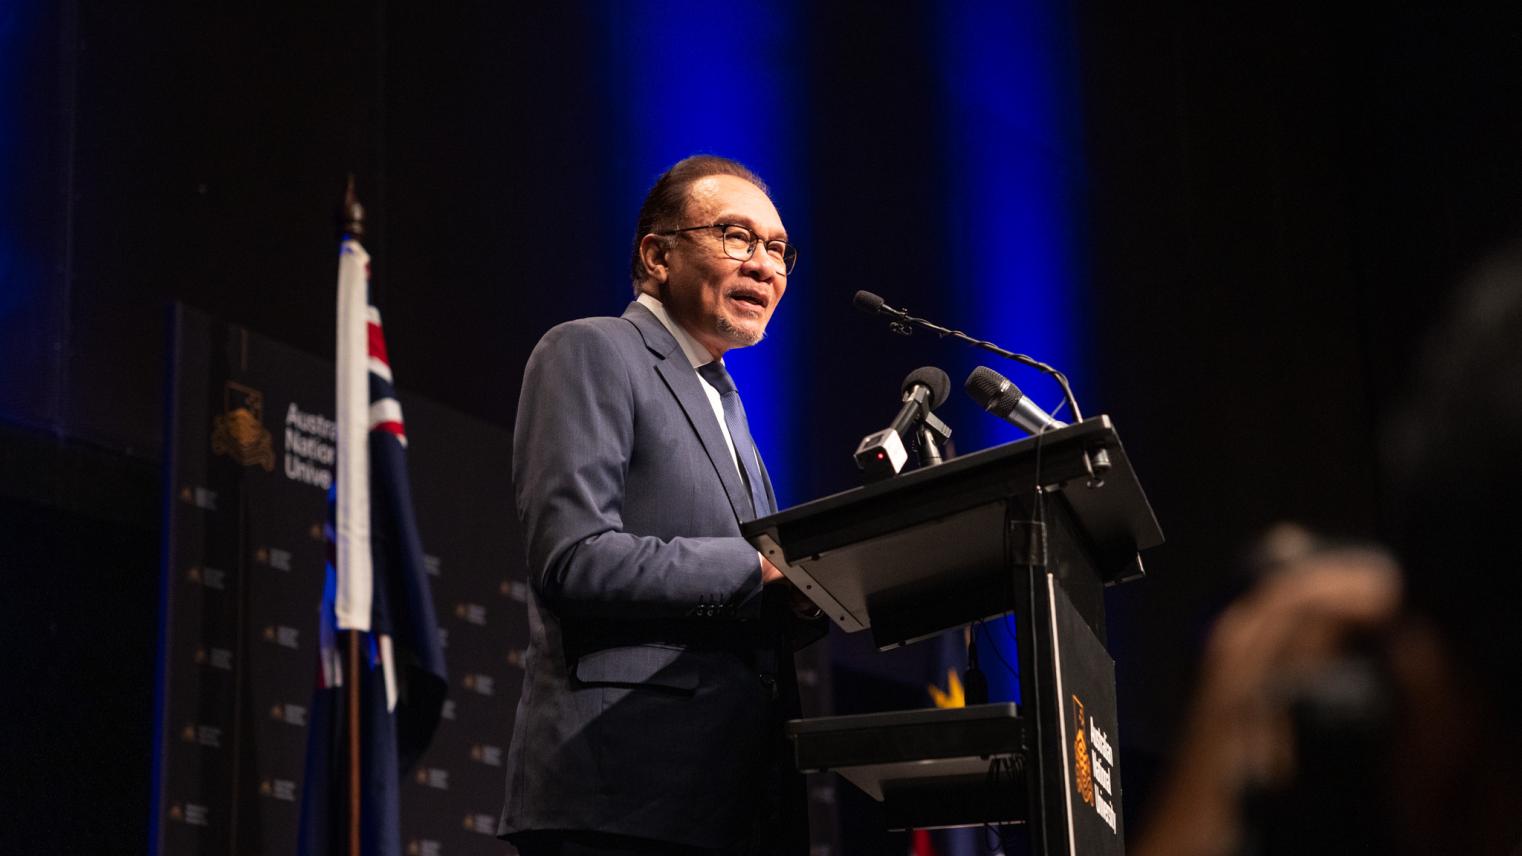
[
  {"xmin": 210, "ymin": 381, "xmax": 275, "ymax": 471},
  {"xmin": 1073, "ymin": 695, "xmax": 1094, "ymax": 805}
]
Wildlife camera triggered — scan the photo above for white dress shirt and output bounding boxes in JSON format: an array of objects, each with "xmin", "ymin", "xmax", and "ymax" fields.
[{"xmin": 636, "ymin": 293, "xmax": 774, "ymax": 577}]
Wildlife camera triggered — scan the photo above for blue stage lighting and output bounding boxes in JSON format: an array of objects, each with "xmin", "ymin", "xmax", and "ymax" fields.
[
  {"xmin": 598, "ymin": 1, "xmax": 809, "ymax": 508},
  {"xmin": 0, "ymin": 3, "xmax": 34, "ymax": 327},
  {"xmin": 935, "ymin": 0, "xmax": 1090, "ymax": 704}
]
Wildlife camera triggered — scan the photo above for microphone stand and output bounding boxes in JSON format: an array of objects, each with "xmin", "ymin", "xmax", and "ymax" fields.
[
  {"xmin": 917, "ymin": 411, "xmax": 951, "ymax": 467},
  {"xmin": 881, "ymin": 305, "xmax": 1084, "ymax": 424},
  {"xmin": 874, "ymin": 299, "xmax": 1111, "ymax": 486}
]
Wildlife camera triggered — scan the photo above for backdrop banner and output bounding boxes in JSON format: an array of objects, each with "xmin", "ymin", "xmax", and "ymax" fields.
[{"xmin": 154, "ymin": 303, "xmax": 524, "ymax": 855}]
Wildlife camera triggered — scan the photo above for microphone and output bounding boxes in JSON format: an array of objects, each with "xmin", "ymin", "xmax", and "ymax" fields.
[
  {"xmin": 965, "ymin": 366, "xmax": 1066, "ymax": 435},
  {"xmin": 854, "ymin": 290, "xmax": 913, "ymax": 336},
  {"xmin": 852, "ymin": 290, "xmax": 887, "ymax": 314},
  {"xmin": 888, "ymin": 366, "xmax": 951, "ymax": 442},
  {"xmin": 855, "ymin": 367, "xmax": 951, "ymax": 480}
]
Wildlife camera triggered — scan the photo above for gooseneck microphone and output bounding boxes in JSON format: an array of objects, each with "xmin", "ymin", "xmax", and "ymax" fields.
[
  {"xmin": 853, "ymin": 290, "xmax": 1083, "ymax": 423},
  {"xmin": 965, "ymin": 366, "xmax": 1066, "ymax": 435},
  {"xmin": 855, "ymin": 366, "xmax": 951, "ymax": 480},
  {"xmin": 851, "ymin": 290, "xmax": 886, "ymax": 314}
]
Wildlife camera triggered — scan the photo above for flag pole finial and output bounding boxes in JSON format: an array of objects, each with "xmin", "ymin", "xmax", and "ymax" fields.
[{"xmin": 338, "ymin": 173, "xmax": 365, "ymax": 240}]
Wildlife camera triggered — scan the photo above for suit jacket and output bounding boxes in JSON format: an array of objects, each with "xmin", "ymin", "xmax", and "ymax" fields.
[{"xmin": 498, "ymin": 302, "xmax": 817, "ymax": 852}]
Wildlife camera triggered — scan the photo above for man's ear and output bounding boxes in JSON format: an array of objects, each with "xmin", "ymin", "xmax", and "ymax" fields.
[{"xmin": 638, "ymin": 234, "xmax": 671, "ymax": 284}]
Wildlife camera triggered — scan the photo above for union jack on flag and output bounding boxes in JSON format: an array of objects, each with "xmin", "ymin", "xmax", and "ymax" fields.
[{"xmin": 299, "ymin": 235, "xmax": 447, "ymax": 856}]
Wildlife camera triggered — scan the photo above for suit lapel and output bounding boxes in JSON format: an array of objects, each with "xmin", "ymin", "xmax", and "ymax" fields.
[{"xmin": 623, "ymin": 303, "xmax": 752, "ymax": 523}]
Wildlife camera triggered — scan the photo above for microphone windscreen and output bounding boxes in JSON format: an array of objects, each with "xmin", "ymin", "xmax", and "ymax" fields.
[
  {"xmin": 965, "ymin": 366, "xmax": 1022, "ymax": 411},
  {"xmin": 853, "ymin": 290, "xmax": 886, "ymax": 314},
  {"xmin": 902, "ymin": 366, "xmax": 953, "ymax": 409}
]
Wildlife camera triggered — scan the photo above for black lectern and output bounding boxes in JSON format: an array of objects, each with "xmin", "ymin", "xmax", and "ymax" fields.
[{"xmin": 742, "ymin": 416, "xmax": 1161, "ymax": 855}]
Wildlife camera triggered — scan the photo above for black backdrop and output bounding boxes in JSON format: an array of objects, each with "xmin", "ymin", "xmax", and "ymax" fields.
[{"xmin": 4, "ymin": 2, "xmax": 1522, "ymax": 852}]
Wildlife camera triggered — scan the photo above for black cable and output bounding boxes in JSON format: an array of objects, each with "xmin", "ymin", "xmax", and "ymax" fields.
[{"xmin": 968, "ymin": 365, "xmax": 1064, "ymax": 856}]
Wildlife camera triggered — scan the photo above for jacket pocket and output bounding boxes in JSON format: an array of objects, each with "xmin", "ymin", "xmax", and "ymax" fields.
[{"xmin": 573, "ymin": 643, "xmax": 700, "ymax": 692}]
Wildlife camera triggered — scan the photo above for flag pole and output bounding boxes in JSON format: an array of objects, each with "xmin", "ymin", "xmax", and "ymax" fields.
[
  {"xmin": 338, "ymin": 174, "xmax": 365, "ymax": 856},
  {"xmin": 347, "ymin": 630, "xmax": 361, "ymax": 856}
]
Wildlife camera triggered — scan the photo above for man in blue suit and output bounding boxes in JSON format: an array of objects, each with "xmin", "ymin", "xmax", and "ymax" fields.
[{"xmin": 498, "ymin": 156, "xmax": 824, "ymax": 855}]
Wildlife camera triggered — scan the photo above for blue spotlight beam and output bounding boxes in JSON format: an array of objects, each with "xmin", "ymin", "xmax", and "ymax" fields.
[
  {"xmin": 1, "ymin": 1, "xmax": 39, "ymax": 329},
  {"xmin": 935, "ymin": 0, "xmax": 1089, "ymax": 704},
  {"xmin": 936, "ymin": 0, "xmax": 1089, "ymax": 452},
  {"xmin": 1, "ymin": 0, "xmax": 66, "ymax": 430},
  {"xmin": 599, "ymin": 1, "xmax": 809, "ymax": 509}
]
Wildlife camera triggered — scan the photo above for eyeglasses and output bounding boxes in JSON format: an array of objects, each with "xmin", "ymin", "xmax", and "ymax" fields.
[{"xmin": 658, "ymin": 223, "xmax": 798, "ymax": 275}]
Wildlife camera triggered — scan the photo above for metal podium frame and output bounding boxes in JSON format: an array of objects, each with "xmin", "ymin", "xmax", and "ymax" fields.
[{"xmin": 741, "ymin": 416, "xmax": 1162, "ymax": 855}]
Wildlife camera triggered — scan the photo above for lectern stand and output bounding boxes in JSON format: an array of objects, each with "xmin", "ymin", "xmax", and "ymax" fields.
[{"xmin": 742, "ymin": 416, "xmax": 1162, "ymax": 856}]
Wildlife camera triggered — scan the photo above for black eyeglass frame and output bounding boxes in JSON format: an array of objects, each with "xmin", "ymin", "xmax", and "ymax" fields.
[{"xmin": 657, "ymin": 223, "xmax": 798, "ymax": 275}]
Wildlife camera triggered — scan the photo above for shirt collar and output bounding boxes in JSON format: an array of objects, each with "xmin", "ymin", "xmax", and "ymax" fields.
[{"xmin": 636, "ymin": 292, "xmax": 721, "ymax": 370}]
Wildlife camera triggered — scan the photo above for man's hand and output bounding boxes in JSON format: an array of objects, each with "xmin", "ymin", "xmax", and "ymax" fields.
[{"xmin": 760, "ymin": 555, "xmax": 825, "ymax": 622}]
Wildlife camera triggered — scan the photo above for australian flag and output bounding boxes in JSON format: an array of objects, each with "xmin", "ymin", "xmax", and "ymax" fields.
[{"xmin": 298, "ymin": 235, "xmax": 448, "ymax": 856}]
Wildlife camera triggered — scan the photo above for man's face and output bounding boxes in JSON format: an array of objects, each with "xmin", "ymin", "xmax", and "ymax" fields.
[{"xmin": 654, "ymin": 174, "xmax": 788, "ymax": 359}]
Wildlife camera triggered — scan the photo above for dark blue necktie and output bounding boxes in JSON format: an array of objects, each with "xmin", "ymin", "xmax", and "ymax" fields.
[{"xmin": 698, "ymin": 360, "xmax": 771, "ymax": 519}]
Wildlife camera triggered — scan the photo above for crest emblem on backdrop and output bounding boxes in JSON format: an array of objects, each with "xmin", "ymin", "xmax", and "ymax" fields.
[{"xmin": 211, "ymin": 380, "xmax": 275, "ymax": 471}]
